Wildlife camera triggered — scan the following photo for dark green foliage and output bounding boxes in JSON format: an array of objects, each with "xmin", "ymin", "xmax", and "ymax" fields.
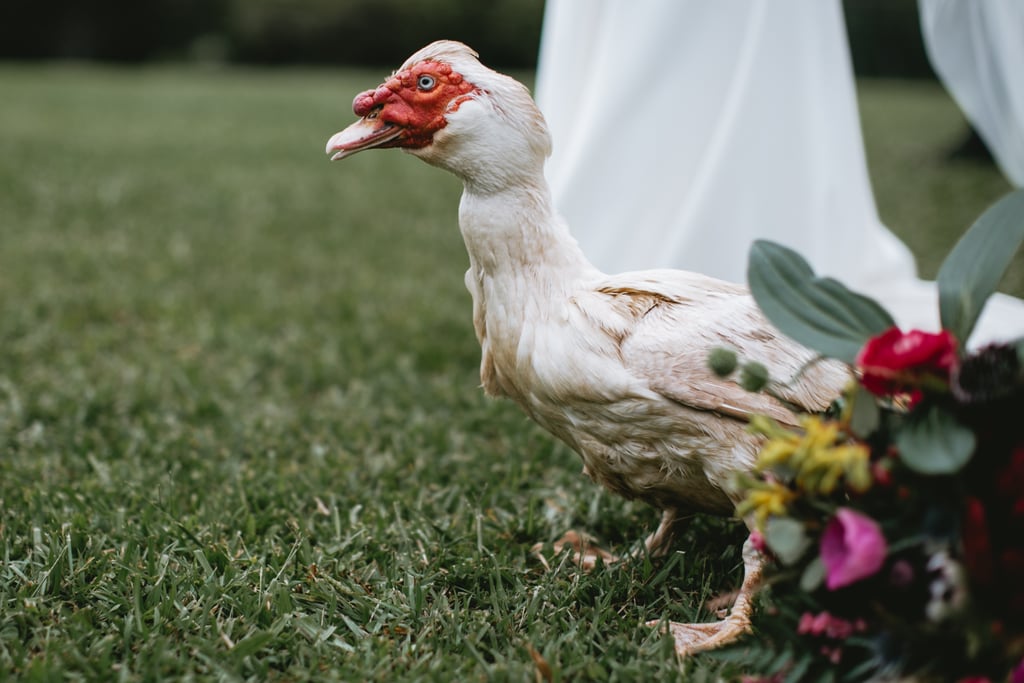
[
  {"xmin": 894, "ymin": 403, "xmax": 976, "ymax": 474},
  {"xmin": 747, "ymin": 242, "xmax": 895, "ymax": 364},
  {"xmin": 0, "ymin": 0, "xmax": 545, "ymax": 68},
  {"xmin": 842, "ymin": 0, "xmax": 935, "ymax": 78},
  {"xmin": 0, "ymin": 0, "xmax": 959, "ymax": 76},
  {"xmin": 937, "ymin": 189, "xmax": 1024, "ymax": 346}
]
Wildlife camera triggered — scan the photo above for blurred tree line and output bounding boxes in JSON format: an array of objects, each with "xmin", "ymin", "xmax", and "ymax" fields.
[
  {"xmin": 0, "ymin": 0, "xmax": 544, "ymax": 67},
  {"xmin": 0, "ymin": 0, "xmax": 934, "ymax": 76}
]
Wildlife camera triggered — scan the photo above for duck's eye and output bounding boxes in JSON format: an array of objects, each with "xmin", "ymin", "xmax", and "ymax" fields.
[{"xmin": 417, "ymin": 75, "xmax": 436, "ymax": 91}]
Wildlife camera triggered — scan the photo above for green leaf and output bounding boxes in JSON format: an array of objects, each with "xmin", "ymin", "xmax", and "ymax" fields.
[
  {"xmin": 800, "ymin": 556, "xmax": 826, "ymax": 592},
  {"xmin": 937, "ymin": 188, "xmax": 1024, "ymax": 344},
  {"xmin": 748, "ymin": 241, "xmax": 896, "ymax": 363},
  {"xmin": 848, "ymin": 384, "xmax": 880, "ymax": 439},
  {"xmin": 894, "ymin": 404, "xmax": 976, "ymax": 475},
  {"xmin": 784, "ymin": 654, "xmax": 813, "ymax": 683},
  {"xmin": 764, "ymin": 517, "xmax": 811, "ymax": 566}
]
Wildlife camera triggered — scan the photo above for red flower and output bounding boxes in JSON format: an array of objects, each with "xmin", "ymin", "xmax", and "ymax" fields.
[
  {"xmin": 962, "ymin": 497, "xmax": 993, "ymax": 585},
  {"xmin": 856, "ymin": 327, "xmax": 959, "ymax": 397},
  {"xmin": 797, "ymin": 611, "xmax": 867, "ymax": 639}
]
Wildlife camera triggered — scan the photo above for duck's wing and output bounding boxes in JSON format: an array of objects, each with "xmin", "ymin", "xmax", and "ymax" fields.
[{"xmin": 581, "ymin": 270, "xmax": 851, "ymax": 428}]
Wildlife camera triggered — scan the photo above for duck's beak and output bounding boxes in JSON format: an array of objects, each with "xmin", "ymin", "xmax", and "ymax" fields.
[{"xmin": 326, "ymin": 112, "xmax": 404, "ymax": 161}]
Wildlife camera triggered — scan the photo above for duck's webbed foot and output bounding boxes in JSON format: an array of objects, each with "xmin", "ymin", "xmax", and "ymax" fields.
[{"xmin": 646, "ymin": 534, "xmax": 764, "ymax": 657}]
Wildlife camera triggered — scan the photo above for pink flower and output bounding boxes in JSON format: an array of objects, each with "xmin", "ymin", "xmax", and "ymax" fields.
[
  {"xmin": 796, "ymin": 611, "xmax": 866, "ymax": 640},
  {"xmin": 856, "ymin": 326, "xmax": 958, "ymax": 397},
  {"xmin": 1011, "ymin": 658, "xmax": 1024, "ymax": 683},
  {"xmin": 821, "ymin": 508, "xmax": 887, "ymax": 590}
]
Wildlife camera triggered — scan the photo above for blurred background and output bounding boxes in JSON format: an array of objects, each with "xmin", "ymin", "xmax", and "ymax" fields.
[{"xmin": 0, "ymin": 0, "xmax": 936, "ymax": 76}]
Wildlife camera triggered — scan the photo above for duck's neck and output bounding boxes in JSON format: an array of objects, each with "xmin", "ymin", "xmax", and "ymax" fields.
[
  {"xmin": 458, "ymin": 180, "xmax": 597, "ymax": 285},
  {"xmin": 457, "ymin": 178, "xmax": 600, "ymax": 401}
]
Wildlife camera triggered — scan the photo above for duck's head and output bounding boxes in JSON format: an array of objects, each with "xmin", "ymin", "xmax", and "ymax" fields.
[{"xmin": 326, "ymin": 41, "xmax": 551, "ymax": 188}]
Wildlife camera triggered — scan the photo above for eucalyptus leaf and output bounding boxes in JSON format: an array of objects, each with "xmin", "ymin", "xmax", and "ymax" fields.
[
  {"xmin": 764, "ymin": 517, "xmax": 811, "ymax": 566},
  {"xmin": 748, "ymin": 241, "xmax": 895, "ymax": 363},
  {"xmin": 937, "ymin": 188, "xmax": 1024, "ymax": 345},
  {"xmin": 848, "ymin": 384, "xmax": 881, "ymax": 438},
  {"xmin": 800, "ymin": 556, "xmax": 826, "ymax": 593},
  {"xmin": 894, "ymin": 404, "xmax": 976, "ymax": 475},
  {"xmin": 784, "ymin": 654, "xmax": 813, "ymax": 683}
]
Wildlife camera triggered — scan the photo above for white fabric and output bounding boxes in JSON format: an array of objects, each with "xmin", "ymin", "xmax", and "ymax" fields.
[
  {"xmin": 535, "ymin": 0, "xmax": 1024, "ymax": 344},
  {"xmin": 919, "ymin": 0, "xmax": 1024, "ymax": 187}
]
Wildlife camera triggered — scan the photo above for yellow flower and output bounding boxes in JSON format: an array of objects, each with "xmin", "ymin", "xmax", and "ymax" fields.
[
  {"xmin": 736, "ymin": 479, "xmax": 798, "ymax": 529},
  {"xmin": 803, "ymin": 416, "xmax": 841, "ymax": 450},
  {"xmin": 796, "ymin": 443, "xmax": 872, "ymax": 494},
  {"xmin": 750, "ymin": 415, "xmax": 872, "ymax": 495},
  {"xmin": 755, "ymin": 432, "xmax": 801, "ymax": 470}
]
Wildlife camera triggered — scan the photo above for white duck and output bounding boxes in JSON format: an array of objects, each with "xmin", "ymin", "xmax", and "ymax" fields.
[{"xmin": 326, "ymin": 40, "xmax": 850, "ymax": 656}]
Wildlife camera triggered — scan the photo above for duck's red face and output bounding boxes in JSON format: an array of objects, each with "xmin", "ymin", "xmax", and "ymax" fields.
[{"xmin": 327, "ymin": 60, "xmax": 478, "ymax": 160}]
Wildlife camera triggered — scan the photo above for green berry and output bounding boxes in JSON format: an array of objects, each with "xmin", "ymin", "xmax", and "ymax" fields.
[
  {"xmin": 708, "ymin": 348, "xmax": 738, "ymax": 377},
  {"xmin": 740, "ymin": 361, "xmax": 769, "ymax": 392}
]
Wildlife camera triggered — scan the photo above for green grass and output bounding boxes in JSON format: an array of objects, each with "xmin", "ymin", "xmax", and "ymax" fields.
[{"xmin": 0, "ymin": 64, "xmax": 1019, "ymax": 682}]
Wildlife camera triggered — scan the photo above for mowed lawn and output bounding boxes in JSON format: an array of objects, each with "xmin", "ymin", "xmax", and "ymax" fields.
[{"xmin": 0, "ymin": 64, "xmax": 1019, "ymax": 682}]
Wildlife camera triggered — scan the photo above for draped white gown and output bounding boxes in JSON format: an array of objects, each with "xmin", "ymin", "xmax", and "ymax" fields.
[
  {"xmin": 919, "ymin": 0, "xmax": 1024, "ymax": 187},
  {"xmin": 535, "ymin": 0, "xmax": 1024, "ymax": 345}
]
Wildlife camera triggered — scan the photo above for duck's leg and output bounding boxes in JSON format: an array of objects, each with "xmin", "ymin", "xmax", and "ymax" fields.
[
  {"xmin": 640, "ymin": 507, "xmax": 688, "ymax": 558},
  {"xmin": 646, "ymin": 534, "xmax": 763, "ymax": 656},
  {"xmin": 534, "ymin": 507, "xmax": 686, "ymax": 571},
  {"xmin": 535, "ymin": 508, "xmax": 762, "ymax": 656}
]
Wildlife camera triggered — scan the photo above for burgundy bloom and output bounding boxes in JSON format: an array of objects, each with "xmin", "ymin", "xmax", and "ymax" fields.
[
  {"xmin": 888, "ymin": 559, "xmax": 914, "ymax": 587},
  {"xmin": 952, "ymin": 342, "xmax": 1021, "ymax": 405},
  {"xmin": 821, "ymin": 508, "xmax": 887, "ymax": 590},
  {"xmin": 856, "ymin": 326, "xmax": 959, "ymax": 397},
  {"xmin": 962, "ymin": 497, "xmax": 994, "ymax": 585}
]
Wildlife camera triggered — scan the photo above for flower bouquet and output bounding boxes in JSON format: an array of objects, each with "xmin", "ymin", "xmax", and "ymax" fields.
[{"xmin": 712, "ymin": 189, "xmax": 1024, "ymax": 682}]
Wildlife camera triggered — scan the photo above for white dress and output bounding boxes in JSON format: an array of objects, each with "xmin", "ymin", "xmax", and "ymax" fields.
[
  {"xmin": 919, "ymin": 0, "xmax": 1024, "ymax": 187},
  {"xmin": 535, "ymin": 0, "xmax": 1024, "ymax": 344}
]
